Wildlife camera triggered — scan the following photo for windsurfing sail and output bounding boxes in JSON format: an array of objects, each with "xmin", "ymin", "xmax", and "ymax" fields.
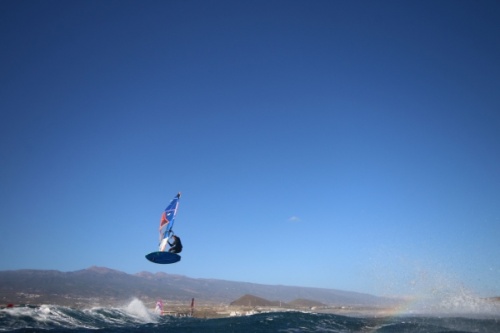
[
  {"xmin": 158, "ymin": 192, "xmax": 181, "ymax": 251},
  {"xmin": 155, "ymin": 300, "xmax": 163, "ymax": 314}
]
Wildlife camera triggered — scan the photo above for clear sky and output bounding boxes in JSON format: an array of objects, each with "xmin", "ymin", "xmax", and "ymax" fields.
[{"xmin": 1, "ymin": 1, "xmax": 499, "ymax": 298}]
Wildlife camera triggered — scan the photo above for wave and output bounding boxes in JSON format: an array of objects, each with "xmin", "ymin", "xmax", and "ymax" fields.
[
  {"xmin": 1, "ymin": 300, "xmax": 499, "ymax": 333},
  {"xmin": 0, "ymin": 298, "xmax": 159, "ymax": 331}
]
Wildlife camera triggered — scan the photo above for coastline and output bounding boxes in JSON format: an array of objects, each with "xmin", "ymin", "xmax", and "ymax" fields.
[{"xmin": 154, "ymin": 303, "xmax": 397, "ymax": 319}]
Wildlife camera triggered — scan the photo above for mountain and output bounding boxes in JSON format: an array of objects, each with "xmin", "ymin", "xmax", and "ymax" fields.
[
  {"xmin": 230, "ymin": 294, "xmax": 282, "ymax": 307},
  {"xmin": 229, "ymin": 295, "xmax": 324, "ymax": 308},
  {"xmin": 288, "ymin": 298, "xmax": 325, "ymax": 308},
  {"xmin": 0, "ymin": 267, "xmax": 395, "ymax": 308}
]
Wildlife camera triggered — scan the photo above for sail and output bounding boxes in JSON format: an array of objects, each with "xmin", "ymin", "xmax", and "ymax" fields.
[
  {"xmin": 158, "ymin": 192, "xmax": 181, "ymax": 251},
  {"xmin": 155, "ymin": 300, "xmax": 163, "ymax": 314}
]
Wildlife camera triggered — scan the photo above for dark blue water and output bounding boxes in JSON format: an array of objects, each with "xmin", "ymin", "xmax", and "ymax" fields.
[{"xmin": 2, "ymin": 301, "xmax": 499, "ymax": 333}]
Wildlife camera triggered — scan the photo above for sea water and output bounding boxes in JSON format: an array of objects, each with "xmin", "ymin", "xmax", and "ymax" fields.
[{"xmin": 1, "ymin": 299, "xmax": 499, "ymax": 333}]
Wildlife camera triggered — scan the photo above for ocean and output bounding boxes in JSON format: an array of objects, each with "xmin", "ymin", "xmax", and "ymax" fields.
[{"xmin": 1, "ymin": 299, "xmax": 499, "ymax": 333}]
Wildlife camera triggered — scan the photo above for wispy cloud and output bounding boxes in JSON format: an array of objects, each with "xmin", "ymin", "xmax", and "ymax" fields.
[{"xmin": 288, "ymin": 216, "xmax": 301, "ymax": 222}]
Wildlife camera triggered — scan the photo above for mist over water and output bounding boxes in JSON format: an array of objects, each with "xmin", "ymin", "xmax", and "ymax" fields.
[
  {"xmin": 399, "ymin": 286, "xmax": 500, "ymax": 317},
  {"xmin": 369, "ymin": 250, "xmax": 500, "ymax": 317}
]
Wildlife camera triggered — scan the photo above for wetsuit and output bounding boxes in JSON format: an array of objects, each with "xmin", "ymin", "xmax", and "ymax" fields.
[{"xmin": 168, "ymin": 236, "xmax": 183, "ymax": 254}]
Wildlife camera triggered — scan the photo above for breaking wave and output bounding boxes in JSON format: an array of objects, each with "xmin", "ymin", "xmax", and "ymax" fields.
[{"xmin": 0, "ymin": 298, "xmax": 159, "ymax": 331}]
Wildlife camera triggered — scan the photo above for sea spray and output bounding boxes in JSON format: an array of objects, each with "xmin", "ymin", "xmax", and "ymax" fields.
[
  {"xmin": 0, "ymin": 299, "xmax": 161, "ymax": 331},
  {"xmin": 370, "ymin": 254, "xmax": 500, "ymax": 316},
  {"xmin": 123, "ymin": 298, "xmax": 156, "ymax": 323},
  {"xmin": 402, "ymin": 285, "xmax": 500, "ymax": 316},
  {"xmin": 365, "ymin": 248, "xmax": 500, "ymax": 320}
]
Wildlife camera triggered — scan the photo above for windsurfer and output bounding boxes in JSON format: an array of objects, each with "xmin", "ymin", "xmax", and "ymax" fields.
[
  {"xmin": 155, "ymin": 300, "xmax": 163, "ymax": 314},
  {"xmin": 168, "ymin": 235, "xmax": 183, "ymax": 254},
  {"xmin": 147, "ymin": 192, "xmax": 183, "ymax": 263}
]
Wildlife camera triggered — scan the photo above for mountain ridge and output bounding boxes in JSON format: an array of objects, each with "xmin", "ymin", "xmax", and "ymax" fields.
[{"xmin": 0, "ymin": 266, "xmax": 396, "ymax": 308}]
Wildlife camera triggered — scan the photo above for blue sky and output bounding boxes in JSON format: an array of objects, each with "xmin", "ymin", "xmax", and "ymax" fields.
[{"xmin": 1, "ymin": 1, "xmax": 499, "ymax": 298}]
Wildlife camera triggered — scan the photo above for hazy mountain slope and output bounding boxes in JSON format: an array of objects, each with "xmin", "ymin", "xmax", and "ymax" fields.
[{"xmin": 0, "ymin": 267, "xmax": 395, "ymax": 307}]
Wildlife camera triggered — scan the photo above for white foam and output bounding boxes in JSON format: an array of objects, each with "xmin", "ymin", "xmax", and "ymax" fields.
[{"xmin": 123, "ymin": 298, "xmax": 156, "ymax": 323}]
